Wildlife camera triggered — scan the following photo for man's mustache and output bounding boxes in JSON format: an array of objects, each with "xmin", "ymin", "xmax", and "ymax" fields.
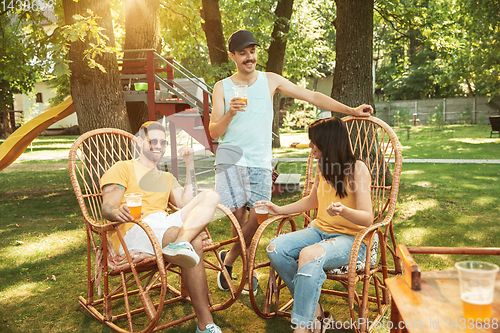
[{"xmin": 243, "ymin": 59, "xmax": 256, "ymax": 65}]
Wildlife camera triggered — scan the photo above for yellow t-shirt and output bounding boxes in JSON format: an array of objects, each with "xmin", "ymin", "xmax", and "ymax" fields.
[
  {"xmin": 314, "ymin": 173, "xmax": 366, "ymax": 239},
  {"xmin": 100, "ymin": 160, "xmax": 181, "ymax": 253}
]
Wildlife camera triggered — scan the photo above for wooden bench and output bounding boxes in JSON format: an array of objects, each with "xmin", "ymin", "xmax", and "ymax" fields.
[
  {"xmin": 270, "ymin": 159, "xmax": 302, "ymax": 194},
  {"xmin": 274, "ymin": 173, "xmax": 302, "ymax": 192},
  {"xmin": 396, "ymin": 244, "xmax": 500, "ymax": 291}
]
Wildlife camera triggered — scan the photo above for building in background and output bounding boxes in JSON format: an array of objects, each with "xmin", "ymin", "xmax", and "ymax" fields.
[{"xmin": 12, "ymin": 81, "xmax": 78, "ymax": 135}]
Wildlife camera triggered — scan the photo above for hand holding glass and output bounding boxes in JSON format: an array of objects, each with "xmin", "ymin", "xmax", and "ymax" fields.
[
  {"xmin": 455, "ymin": 261, "xmax": 499, "ymax": 322},
  {"xmin": 124, "ymin": 193, "xmax": 143, "ymax": 221},
  {"xmin": 232, "ymin": 85, "xmax": 248, "ymax": 106},
  {"xmin": 254, "ymin": 203, "xmax": 268, "ymax": 224}
]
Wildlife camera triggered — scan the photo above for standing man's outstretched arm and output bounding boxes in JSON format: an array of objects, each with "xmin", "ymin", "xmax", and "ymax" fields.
[{"xmin": 266, "ymin": 72, "xmax": 373, "ymax": 117}]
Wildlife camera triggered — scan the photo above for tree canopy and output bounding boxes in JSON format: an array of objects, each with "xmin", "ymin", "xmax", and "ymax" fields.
[
  {"xmin": 1, "ymin": 0, "xmax": 498, "ymax": 138},
  {"xmin": 374, "ymin": 0, "xmax": 500, "ymax": 103},
  {"xmin": 0, "ymin": 7, "xmax": 54, "ymax": 135}
]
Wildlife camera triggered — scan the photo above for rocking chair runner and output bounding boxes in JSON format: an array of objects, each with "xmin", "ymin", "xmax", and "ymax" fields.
[
  {"xmin": 247, "ymin": 116, "xmax": 403, "ymax": 333},
  {"xmin": 68, "ymin": 128, "xmax": 247, "ymax": 333}
]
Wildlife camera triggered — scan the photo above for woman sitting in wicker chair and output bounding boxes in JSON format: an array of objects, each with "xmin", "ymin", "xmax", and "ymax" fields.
[{"xmin": 258, "ymin": 117, "xmax": 373, "ymax": 333}]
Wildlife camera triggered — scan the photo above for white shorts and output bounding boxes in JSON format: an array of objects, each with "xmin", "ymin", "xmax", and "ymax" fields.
[{"xmin": 119, "ymin": 210, "xmax": 184, "ymax": 255}]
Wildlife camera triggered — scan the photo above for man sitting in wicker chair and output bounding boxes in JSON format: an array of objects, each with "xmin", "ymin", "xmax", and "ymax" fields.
[{"xmin": 100, "ymin": 121, "xmax": 223, "ymax": 333}]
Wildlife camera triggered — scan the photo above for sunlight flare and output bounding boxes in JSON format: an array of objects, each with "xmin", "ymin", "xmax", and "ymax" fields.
[
  {"xmin": 399, "ymin": 198, "xmax": 438, "ymax": 220},
  {"xmin": 399, "ymin": 227, "xmax": 430, "ymax": 245},
  {"xmin": 2, "ymin": 230, "xmax": 85, "ymax": 264},
  {"xmin": 472, "ymin": 196, "xmax": 497, "ymax": 206},
  {"xmin": 0, "ymin": 282, "xmax": 40, "ymax": 301},
  {"xmin": 450, "ymin": 138, "xmax": 500, "ymax": 144},
  {"xmin": 401, "ymin": 170, "xmax": 424, "ymax": 176}
]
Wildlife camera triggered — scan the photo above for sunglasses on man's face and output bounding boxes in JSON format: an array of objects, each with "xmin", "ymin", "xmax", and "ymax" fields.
[{"xmin": 148, "ymin": 139, "xmax": 168, "ymax": 147}]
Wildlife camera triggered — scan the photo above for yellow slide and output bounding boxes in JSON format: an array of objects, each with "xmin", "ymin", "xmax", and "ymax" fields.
[
  {"xmin": 0, "ymin": 96, "xmax": 75, "ymax": 171},
  {"xmin": 289, "ymin": 142, "xmax": 310, "ymax": 148}
]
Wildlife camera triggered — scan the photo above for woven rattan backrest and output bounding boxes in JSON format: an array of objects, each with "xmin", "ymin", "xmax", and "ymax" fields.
[
  {"xmin": 302, "ymin": 116, "xmax": 402, "ymax": 224},
  {"xmin": 344, "ymin": 116, "xmax": 402, "ymax": 223},
  {"xmin": 68, "ymin": 128, "xmax": 137, "ymax": 227}
]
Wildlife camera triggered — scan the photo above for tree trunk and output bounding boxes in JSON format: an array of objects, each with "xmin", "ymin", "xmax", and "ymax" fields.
[
  {"xmin": 408, "ymin": 26, "xmax": 418, "ymax": 66},
  {"xmin": 124, "ymin": 0, "xmax": 161, "ymax": 134},
  {"xmin": 200, "ymin": 0, "xmax": 228, "ymax": 77},
  {"xmin": 63, "ymin": 0, "xmax": 131, "ymax": 134},
  {"xmin": 0, "ymin": 104, "xmax": 13, "ymax": 138},
  {"xmin": 332, "ymin": 1, "xmax": 387, "ymax": 183},
  {"xmin": 331, "ymin": 0, "xmax": 374, "ymax": 117},
  {"xmin": 265, "ymin": 0, "xmax": 294, "ymax": 148}
]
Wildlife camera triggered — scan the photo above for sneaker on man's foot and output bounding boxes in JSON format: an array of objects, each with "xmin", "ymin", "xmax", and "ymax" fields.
[
  {"xmin": 217, "ymin": 250, "xmax": 232, "ymax": 291},
  {"xmin": 218, "ymin": 249, "xmax": 229, "ymax": 268},
  {"xmin": 162, "ymin": 241, "xmax": 199, "ymax": 268},
  {"xmin": 195, "ymin": 323, "xmax": 223, "ymax": 333},
  {"xmin": 241, "ymin": 275, "xmax": 258, "ymax": 296}
]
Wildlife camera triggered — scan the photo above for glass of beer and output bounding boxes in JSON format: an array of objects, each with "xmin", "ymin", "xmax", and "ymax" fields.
[
  {"xmin": 455, "ymin": 261, "xmax": 499, "ymax": 322},
  {"xmin": 254, "ymin": 203, "xmax": 268, "ymax": 224},
  {"xmin": 232, "ymin": 85, "xmax": 248, "ymax": 106},
  {"xmin": 124, "ymin": 193, "xmax": 143, "ymax": 221}
]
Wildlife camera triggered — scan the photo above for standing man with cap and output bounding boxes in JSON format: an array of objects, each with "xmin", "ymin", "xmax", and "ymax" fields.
[{"xmin": 209, "ymin": 29, "xmax": 373, "ymax": 296}]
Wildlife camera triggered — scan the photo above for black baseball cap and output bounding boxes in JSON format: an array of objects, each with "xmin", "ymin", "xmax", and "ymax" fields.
[{"xmin": 228, "ymin": 30, "xmax": 259, "ymax": 52}]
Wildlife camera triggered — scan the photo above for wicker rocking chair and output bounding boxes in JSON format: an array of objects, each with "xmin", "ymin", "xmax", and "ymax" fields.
[
  {"xmin": 68, "ymin": 128, "xmax": 246, "ymax": 333},
  {"xmin": 247, "ymin": 116, "xmax": 403, "ymax": 333}
]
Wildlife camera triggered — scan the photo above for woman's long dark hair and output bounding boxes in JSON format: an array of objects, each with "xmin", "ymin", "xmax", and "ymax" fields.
[{"xmin": 308, "ymin": 117, "xmax": 359, "ymax": 199}]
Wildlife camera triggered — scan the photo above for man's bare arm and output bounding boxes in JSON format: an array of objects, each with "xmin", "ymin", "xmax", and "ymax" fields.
[
  {"xmin": 267, "ymin": 72, "xmax": 373, "ymax": 116},
  {"xmin": 169, "ymin": 147, "xmax": 198, "ymax": 208},
  {"xmin": 188, "ymin": 166, "xmax": 197, "ymax": 198},
  {"xmin": 209, "ymin": 81, "xmax": 246, "ymax": 139},
  {"xmin": 102, "ymin": 184, "xmax": 134, "ymax": 223}
]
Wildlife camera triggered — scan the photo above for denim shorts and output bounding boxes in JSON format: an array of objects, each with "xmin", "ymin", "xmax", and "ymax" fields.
[{"xmin": 215, "ymin": 164, "xmax": 272, "ymax": 209}]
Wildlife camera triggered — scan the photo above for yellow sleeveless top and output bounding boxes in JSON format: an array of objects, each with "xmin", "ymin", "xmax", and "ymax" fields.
[{"xmin": 314, "ymin": 173, "xmax": 366, "ymax": 239}]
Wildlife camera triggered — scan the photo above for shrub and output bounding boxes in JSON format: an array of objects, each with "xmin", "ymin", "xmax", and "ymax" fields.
[
  {"xmin": 459, "ymin": 104, "xmax": 473, "ymax": 125},
  {"xmin": 282, "ymin": 100, "xmax": 320, "ymax": 131},
  {"xmin": 392, "ymin": 107, "xmax": 411, "ymax": 127},
  {"xmin": 428, "ymin": 102, "xmax": 445, "ymax": 130}
]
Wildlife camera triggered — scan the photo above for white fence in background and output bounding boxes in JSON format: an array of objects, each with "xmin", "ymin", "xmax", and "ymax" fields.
[{"xmin": 375, "ymin": 96, "xmax": 499, "ymax": 126}]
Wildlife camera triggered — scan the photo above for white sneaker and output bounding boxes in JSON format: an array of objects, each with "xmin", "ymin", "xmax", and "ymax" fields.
[
  {"xmin": 162, "ymin": 241, "xmax": 199, "ymax": 268},
  {"xmin": 195, "ymin": 323, "xmax": 223, "ymax": 333}
]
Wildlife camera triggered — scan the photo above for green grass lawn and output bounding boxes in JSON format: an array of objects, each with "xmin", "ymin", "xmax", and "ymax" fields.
[
  {"xmin": 395, "ymin": 163, "xmax": 500, "ymax": 269},
  {"xmin": 1, "ymin": 123, "xmax": 500, "ymax": 332},
  {"xmin": 394, "ymin": 124, "xmax": 500, "ymax": 159},
  {"xmin": 0, "ymin": 136, "xmax": 78, "ymax": 160},
  {"xmin": 0, "ymin": 161, "xmax": 301, "ymax": 333}
]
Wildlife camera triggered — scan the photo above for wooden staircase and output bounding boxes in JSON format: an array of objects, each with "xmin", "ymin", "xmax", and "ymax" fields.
[{"xmin": 119, "ymin": 50, "xmax": 217, "ymax": 177}]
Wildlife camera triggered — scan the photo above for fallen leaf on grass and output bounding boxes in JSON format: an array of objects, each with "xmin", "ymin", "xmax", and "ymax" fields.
[
  {"xmin": 46, "ymin": 275, "xmax": 57, "ymax": 281},
  {"xmin": 16, "ymin": 241, "xmax": 24, "ymax": 245}
]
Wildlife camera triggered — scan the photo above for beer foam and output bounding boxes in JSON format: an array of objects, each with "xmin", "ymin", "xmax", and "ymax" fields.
[{"xmin": 461, "ymin": 291, "xmax": 493, "ymax": 305}]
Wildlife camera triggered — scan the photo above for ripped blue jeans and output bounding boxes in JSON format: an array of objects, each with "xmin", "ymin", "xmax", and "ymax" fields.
[{"xmin": 267, "ymin": 227, "xmax": 367, "ymax": 327}]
